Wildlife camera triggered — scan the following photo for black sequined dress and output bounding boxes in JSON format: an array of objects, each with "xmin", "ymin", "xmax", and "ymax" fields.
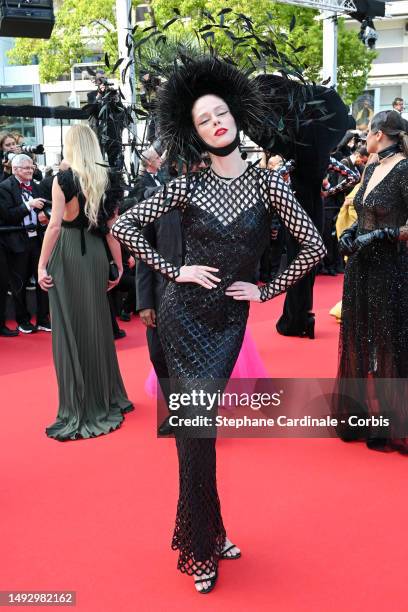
[
  {"xmin": 333, "ymin": 158, "xmax": 408, "ymax": 447},
  {"xmin": 113, "ymin": 164, "xmax": 324, "ymax": 575}
]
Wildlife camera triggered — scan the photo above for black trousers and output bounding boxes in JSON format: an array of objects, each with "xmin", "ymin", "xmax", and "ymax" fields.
[
  {"xmin": 9, "ymin": 238, "xmax": 49, "ymax": 325},
  {"xmin": 259, "ymin": 226, "xmax": 285, "ymax": 281},
  {"xmin": 117, "ymin": 270, "xmax": 136, "ymax": 313},
  {"xmin": 322, "ymin": 206, "xmax": 342, "ymax": 271},
  {"xmin": 0, "ymin": 242, "xmax": 10, "ymax": 327},
  {"xmin": 276, "ymin": 193, "xmax": 323, "ymax": 335},
  {"xmin": 146, "ymin": 326, "xmax": 171, "ymax": 407}
]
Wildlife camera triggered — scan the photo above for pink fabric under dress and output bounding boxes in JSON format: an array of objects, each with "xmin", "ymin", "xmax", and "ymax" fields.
[{"xmin": 145, "ymin": 328, "xmax": 269, "ymax": 397}]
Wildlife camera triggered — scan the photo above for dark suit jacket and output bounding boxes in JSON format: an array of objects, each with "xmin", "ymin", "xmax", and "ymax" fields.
[
  {"xmin": 130, "ymin": 170, "xmax": 162, "ymax": 202},
  {"xmin": 0, "ymin": 175, "xmax": 41, "ymax": 253},
  {"xmin": 136, "ymin": 209, "xmax": 184, "ymax": 312}
]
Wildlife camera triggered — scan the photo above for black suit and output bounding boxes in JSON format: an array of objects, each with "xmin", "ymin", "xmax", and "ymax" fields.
[
  {"xmin": 129, "ymin": 170, "xmax": 163, "ymax": 202},
  {"xmin": 0, "ymin": 175, "xmax": 49, "ymax": 326},
  {"xmin": 136, "ymin": 187, "xmax": 184, "ymax": 404}
]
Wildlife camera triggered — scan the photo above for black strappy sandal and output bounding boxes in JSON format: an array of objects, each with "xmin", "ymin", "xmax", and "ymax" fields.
[
  {"xmin": 194, "ymin": 570, "xmax": 218, "ymax": 594},
  {"xmin": 221, "ymin": 543, "xmax": 242, "ymax": 560}
]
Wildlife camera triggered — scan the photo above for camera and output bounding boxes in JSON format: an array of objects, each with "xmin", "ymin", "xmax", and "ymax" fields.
[
  {"xmin": 359, "ymin": 18, "xmax": 378, "ymax": 49},
  {"xmin": 21, "ymin": 144, "xmax": 44, "ymax": 155},
  {"xmin": 42, "ymin": 200, "xmax": 52, "ymax": 220},
  {"xmin": 2, "ymin": 151, "xmax": 15, "ymax": 163},
  {"xmin": 2, "ymin": 144, "xmax": 44, "ymax": 162}
]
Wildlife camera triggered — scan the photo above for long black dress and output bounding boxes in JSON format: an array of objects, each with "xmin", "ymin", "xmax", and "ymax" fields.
[
  {"xmin": 333, "ymin": 158, "xmax": 408, "ymax": 447},
  {"xmin": 113, "ymin": 164, "xmax": 324, "ymax": 575}
]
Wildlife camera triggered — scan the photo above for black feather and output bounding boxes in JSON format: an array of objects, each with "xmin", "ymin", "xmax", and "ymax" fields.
[{"xmin": 156, "ymin": 55, "xmax": 267, "ymax": 165}]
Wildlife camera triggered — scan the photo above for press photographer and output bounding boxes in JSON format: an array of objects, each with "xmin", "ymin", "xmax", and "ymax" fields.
[
  {"xmin": 0, "ymin": 131, "xmax": 45, "ymax": 183},
  {"xmin": 0, "ymin": 154, "xmax": 50, "ymax": 336},
  {"xmin": 140, "ymin": 72, "xmax": 161, "ymax": 144},
  {"xmin": 86, "ymin": 75, "xmax": 128, "ymax": 170}
]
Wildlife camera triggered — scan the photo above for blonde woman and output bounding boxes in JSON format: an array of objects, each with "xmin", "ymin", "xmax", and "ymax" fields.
[{"xmin": 38, "ymin": 124, "xmax": 133, "ymax": 440}]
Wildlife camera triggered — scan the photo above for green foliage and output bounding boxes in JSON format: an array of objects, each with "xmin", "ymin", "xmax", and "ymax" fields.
[
  {"xmin": 7, "ymin": 0, "xmax": 376, "ymax": 103},
  {"xmin": 150, "ymin": 0, "xmax": 376, "ymax": 104},
  {"xmin": 7, "ymin": 0, "xmax": 117, "ymax": 82}
]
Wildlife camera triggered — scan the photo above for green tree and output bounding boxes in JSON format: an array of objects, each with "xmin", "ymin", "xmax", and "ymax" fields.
[
  {"xmin": 150, "ymin": 0, "xmax": 376, "ymax": 104},
  {"xmin": 7, "ymin": 0, "xmax": 118, "ymax": 82},
  {"xmin": 7, "ymin": 0, "xmax": 375, "ymax": 104}
]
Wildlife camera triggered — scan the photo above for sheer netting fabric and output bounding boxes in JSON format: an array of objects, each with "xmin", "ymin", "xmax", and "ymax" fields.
[
  {"xmin": 333, "ymin": 158, "xmax": 408, "ymax": 449},
  {"xmin": 112, "ymin": 163, "xmax": 325, "ymax": 575}
]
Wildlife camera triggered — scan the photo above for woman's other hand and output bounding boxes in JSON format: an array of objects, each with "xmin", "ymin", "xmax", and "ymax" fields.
[
  {"xmin": 38, "ymin": 267, "xmax": 53, "ymax": 291},
  {"xmin": 225, "ymin": 281, "xmax": 261, "ymax": 302}
]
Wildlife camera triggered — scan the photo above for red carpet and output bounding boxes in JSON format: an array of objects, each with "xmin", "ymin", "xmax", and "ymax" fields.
[{"xmin": 1, "ymin": 276, "xmax": 407, "ymax": 611}]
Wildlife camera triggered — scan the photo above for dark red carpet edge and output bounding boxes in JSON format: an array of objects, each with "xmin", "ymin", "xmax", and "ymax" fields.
[{"xmin": 1, "ymin": 276, "xmax": 407, "ymax": 612}]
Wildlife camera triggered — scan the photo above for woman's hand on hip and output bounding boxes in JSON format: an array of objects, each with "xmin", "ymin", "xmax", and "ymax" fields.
[
  {"xmin": 176, "ymin": 265, "xmax": 221, "ymax": 289},
  {"xmin": 225, "ymin": 281, "xmax": 261, "ymax": 302},
  {"xmin": 38, "ymin": 267, "xmax": 53, "ymax": 291}
]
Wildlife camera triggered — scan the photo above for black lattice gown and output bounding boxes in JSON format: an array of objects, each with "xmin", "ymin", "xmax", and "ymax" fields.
[{"xmin": 113, "ymin": 164, "xmax": 324, "ymax": 575}]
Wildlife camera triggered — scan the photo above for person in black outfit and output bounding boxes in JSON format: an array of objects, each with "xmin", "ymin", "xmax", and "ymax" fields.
[
  {"xmin": 0, "ymin": 154, "xmax": 50, "ymax": 334},
  {"xmin": 252, "ymin": 76, "xmax": 350, "ymax": 337},
  {"xmin": 140, "ymin": 73, "xmax": 161, "ymax": 144},
  {"xmin": 253, "ymin": 76, "xmax": 350, "ymax": 338},
  {"xmin": 0, "ymin": 132, "xmax": 19, "ymax": 183},
  {"xmin": 113, "ymin": 56, "xmax": 326, "ymax": 594},
  {"xmin": 136, "ymin": 200, "xmax": 183, "ymax": 434},
  {"xmin": 133, "ymin": 146, "xmax": 176, "ymax": 433},
  {"xmin": 333, "ymin": 110, "xmax": 408, "ymax": 454},
  {"xmin": 131, "ymin": 146, "xmax": 163, "ymax": 201},
  {"xmin": 332, "ymin": 130, "xmax": 359, "ymax": 162},
  {"xmin": 321, "ymin": 146, "xmax": 369, "ymax": 275},
  {"xmin": 114, "ymin": 245, "xmax": 136, "ymax": 322}
]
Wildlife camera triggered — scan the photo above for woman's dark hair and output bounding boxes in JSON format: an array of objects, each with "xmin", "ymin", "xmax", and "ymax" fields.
[
  {"xmin": 335, "ymin": 130, "xmax": 357, "ymax": 156},
  {"xmin": 370, "ymin": 110, "xmax": 408, "ymax": 156}
]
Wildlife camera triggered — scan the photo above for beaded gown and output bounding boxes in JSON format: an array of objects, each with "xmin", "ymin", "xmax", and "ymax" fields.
[
  {"xmin": 333, "ymin": 158, "xmax": 408, "ymax": 447},
  {"xmin": 113, "ymin": 164, "xmax": 324, "ymax": 575}
]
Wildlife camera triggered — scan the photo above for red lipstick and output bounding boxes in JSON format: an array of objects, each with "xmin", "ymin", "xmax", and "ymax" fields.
[{"xmin": 214, "ymin": 128, "xmax": 228, "ymax": 136}]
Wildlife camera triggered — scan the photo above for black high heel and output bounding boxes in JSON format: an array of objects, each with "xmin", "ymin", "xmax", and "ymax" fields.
[
  {"xmin": 300, "ymin": 314, "xmax": 315, "ymax": 339},
  {"xmin": 276, "ymin": 313, "xmax": 315, "ymax": 339}
]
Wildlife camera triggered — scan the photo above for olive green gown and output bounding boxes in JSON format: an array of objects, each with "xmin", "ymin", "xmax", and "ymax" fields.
[{"xmin": 46, "ymin": 170, "xmax": 133, "ymax": 441}]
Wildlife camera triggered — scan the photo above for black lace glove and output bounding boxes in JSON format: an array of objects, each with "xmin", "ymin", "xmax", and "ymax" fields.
[
  {"xmin": 338, "ymin": 222, "xmax": 358, "ymax": 256},
  {"xmin": 351, "ymin": 227, "xmax": 400, "ymax": 253}
]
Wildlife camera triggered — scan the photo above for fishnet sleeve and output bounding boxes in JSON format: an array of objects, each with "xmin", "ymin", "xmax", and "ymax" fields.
[
  {"xmin": 112, "ymin": 176, "xmax": 189, "ymax": 281},
  {"xmin": 259, "ymin": 172, "xmax": 326, "ymax": 302}
]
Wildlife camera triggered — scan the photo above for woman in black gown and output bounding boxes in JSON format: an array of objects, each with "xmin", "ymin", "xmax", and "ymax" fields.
[
  {"xmin": 113, "ymin": 57, "xmax": 326, "ymax": 593},
  {"xmin": 334, "ymin": 110, "xmax": 408, "ymax": 453}
]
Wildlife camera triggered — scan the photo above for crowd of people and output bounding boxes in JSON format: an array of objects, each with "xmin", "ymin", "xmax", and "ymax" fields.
[
  {"xmin": 0, "ymin": 95, "xmax": 406, "ymax": 341},
  {"xmin": 0, "ymin": 130, "xmax": 135, "ymax": 338}
]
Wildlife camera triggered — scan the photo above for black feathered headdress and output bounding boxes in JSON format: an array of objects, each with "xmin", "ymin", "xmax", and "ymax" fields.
[{"xmin": 156, "ymin": 55, "xmax": 267, "ymax": 164}]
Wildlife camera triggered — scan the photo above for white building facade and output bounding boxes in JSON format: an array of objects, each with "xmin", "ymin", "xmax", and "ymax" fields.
[{"xmin": 345, "ymin": 0, "xmax": 408, "ymax": 118}]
